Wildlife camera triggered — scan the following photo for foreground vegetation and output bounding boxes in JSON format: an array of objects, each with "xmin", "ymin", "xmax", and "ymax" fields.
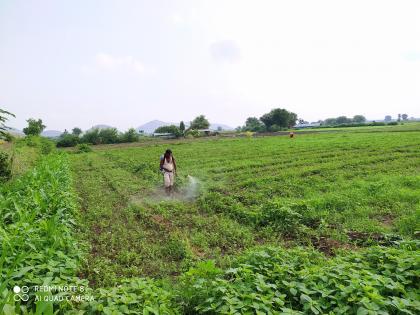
[{"xmin": 1, "ymin": 124, "xmax": 419, "ymax": 313}]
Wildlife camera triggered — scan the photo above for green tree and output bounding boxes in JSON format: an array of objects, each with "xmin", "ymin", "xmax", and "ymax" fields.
[
  {"xmin": 56, "ymin": 132, "xmax": 79, "ymax": 147},
  {"xmin": 120, "ymin": 128, "xmax": 139, "ymax": 143},
  {"xmin": 72, "ymin": 127, "xmax": 82, "ymax": 136},
  {"xmin": 384, "ymin": 115, "xmax": 392, "ymax": 122},
  {"xmin": 23, "ymin": 118, "xmax": 46, "ymax": 136},
  {"xmin": 324, "ymin": 118, "xmax": 337, "ymax": 125},
  {"xmin": 190, "ymin": 115, "xmax": 210, "ymax": 130},
  {"xmin": 56, "ymin": 129, "xmax": 80, "ymax": 148},
  {"xmin": 154, "ymin": 125, "xmax": 182, "ymax": 137},
  {"xmin": 0, "ymin": 108, "xmax": 15, "ymax": 139},
  {"xmin": 243, "ymin": 117, "xmax": 266, "ymax": 132},
  {"xmin": 260, "ymin": 108, "xmax": 297, "ymax": 129},
  {"xmin": 401, "ymin": 114, "xmax": 408, "ymax": 121},
  {"xmin": 98, "ymin": 128, "xmax": 119, "ymax": 144},
  {"xmin": 179, "ymin": 121, "xmax": 185, "ymax": 133},
  {"xmin": 336, "ymin": 116, "xmax": 351, "ymax": 124},
  {"xmin": 352, "ymin": 115, "xmax": 366, "ymax": 123},
  {"xmin": 81, "ymin": 128, "xmax": 100, "ymax": 144}
]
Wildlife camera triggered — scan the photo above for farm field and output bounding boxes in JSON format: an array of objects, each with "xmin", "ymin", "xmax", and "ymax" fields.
[
  {"xmin": 1, "ymin": 125, "xmax": 420, "ymax": 314},
  {"xmin": 70, "ymin": 127, "xmax": 420, "ymax": 284}
]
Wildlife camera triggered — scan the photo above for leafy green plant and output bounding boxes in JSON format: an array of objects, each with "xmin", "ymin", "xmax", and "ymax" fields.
[
  {"xmin": 0, "ymin": 151, "xmax": 12, "ymax": 181},
  {"xmin": 258, "ymin": 200, "xmax": 304, "ymax": 236},
  {"xmin": 76, "ymin": 143, "xmax": 92, "ymax": 153},
  {"xmin": 40, "ymin": 138, "xmax": 55, "ymax": 154},
  {"xmin": 84, "ymin": 278, "xmax": 180, "ymax": 314},
  {"xmin": 183, "ymin": 244, "xmax": 420, "ymax": 314}
]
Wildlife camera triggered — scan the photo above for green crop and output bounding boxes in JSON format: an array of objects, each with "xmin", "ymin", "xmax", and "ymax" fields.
[
  {"xmin": 181, "ymin": 244, "xmax": 420, "ymax": 314},
  {"xmin": 1, "ymin": 124, "xmax": 419, "ymax": 314}
]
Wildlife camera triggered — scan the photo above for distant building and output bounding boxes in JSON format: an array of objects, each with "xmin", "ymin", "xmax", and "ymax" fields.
[
  {"xmin": 197, "ymin": 129, "xmax": 218, "ymax": 136},
  {"xmin": 152, "ymin": 132, "xmax": 176, "ymax": 139},
  {"xmin": 294, "ymin": 123, "xmax": 321, "ymax": 129}
]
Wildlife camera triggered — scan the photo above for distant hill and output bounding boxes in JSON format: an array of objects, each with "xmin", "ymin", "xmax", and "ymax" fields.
[
  {"xmin": 42, "ymin": 130, "xmax": 62, "ymax": 138},
  {"xmin": 137, "ymin": 120, "xmax": 173, "ymax": 134},
  {"xmin": 137, "ymin": 120, "xmax": 234, "ymax": 134},
  {"xmin": 210, "ymin": 123, "xmax": 234, "ymax": 131},
  {"xmin": 5, "ymin": 127, "xmax": 24, "ymax": 136}
]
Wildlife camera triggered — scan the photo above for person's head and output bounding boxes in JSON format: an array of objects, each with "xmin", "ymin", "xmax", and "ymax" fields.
[{"xmin": 164, "ymin": 149, "xmax": 172, "ymax": 158}]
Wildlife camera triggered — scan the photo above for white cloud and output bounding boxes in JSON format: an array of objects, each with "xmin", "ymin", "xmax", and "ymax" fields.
[{"xmin": 95, "ymin": 53, "xmax": 146, "ymax": 74}]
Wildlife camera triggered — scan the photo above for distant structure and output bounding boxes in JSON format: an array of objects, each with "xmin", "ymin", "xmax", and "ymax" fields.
[
  {"xmin": 294, "ymin": 122, "xmax": 321, "ymax": 129},
  {"xmin": 197, "ymin": 128, "xmax": 218, "ymax": 136},
  {"xmin": 152, "ymin": 132, "xmax": 176, "ymax": 139}
]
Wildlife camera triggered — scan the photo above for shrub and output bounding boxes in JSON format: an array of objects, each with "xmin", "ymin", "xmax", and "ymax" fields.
[
  {"xmin": 119, "ymin": 128, "xmax": 140, "ymax": 143},
  {"xmin": 99, "ymin": 128, "xmax": 119, "ymax": 144},
  {"xmin": 56, "ymin": 133, "xmax": 79, "ymax": 147},
  {"xmin": 25, "ymin": 135, "xmax": 41, "ymax": 147},
  {"xmin": 76, "ymin": 143, "xmax": 92, "ymax": 153},
  {"xmin": 40, "ymin": 138, "xmax": 55, "ymax": 154},
  {"xmin": 81, "ymin": 128, "xmax": 100, "ymax": 144},
  {"xmin": 185, "ymin": 129, "xmax": 200, "ymax": 138},
  {"xmin": 0, "ymin": 151, "xmax": 12, "ymax": 181}
]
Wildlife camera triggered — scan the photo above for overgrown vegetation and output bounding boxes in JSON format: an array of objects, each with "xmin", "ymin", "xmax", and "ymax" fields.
[{"xmin": 0, "ymin": 151, "xmax": 12, "ymax": 181}]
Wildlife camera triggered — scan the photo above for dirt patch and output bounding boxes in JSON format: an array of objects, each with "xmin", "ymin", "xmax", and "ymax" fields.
[
  {"xmin": 150, "ymin": 214, "xmax": 173, "ymax": 231},
  {"xmin": 311, "ymin": 236, "xmax": 357, "ymax": 256}
]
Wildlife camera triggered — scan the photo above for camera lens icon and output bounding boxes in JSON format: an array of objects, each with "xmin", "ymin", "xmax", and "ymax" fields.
[{"xmin": 13, "ymin": 286, "xmax": 29, "ymax": 302}]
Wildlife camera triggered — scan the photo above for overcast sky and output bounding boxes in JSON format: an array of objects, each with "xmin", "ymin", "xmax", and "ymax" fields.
[{"xmin": 1, "ymin": 0, "xmax": 419, "ymax": 131}]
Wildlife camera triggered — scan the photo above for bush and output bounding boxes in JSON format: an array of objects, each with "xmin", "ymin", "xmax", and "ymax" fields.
[
  {"xmin": 119, "ymin": 128, "xmax": 140, "ymax": 143},
  {"xmin": 40, "ymin": 139, "xmax": 55, "ymax": 154},
  {"xmin": 81, "ymin": 128, "xmax": 120, "ymax": 144},
  {"xmin": 0, "ymin": 151, "xmax": 12, "ymax": 181},
  {"xmin": 25, "ymin": 135, "xmax": 41, "ymax": 147},
  {"xmin": 185, "ymin": 129, "xmax": 200, "ymax": 138},
  {"xmin": 76, "ymin": 143, "xmax": 92, "ymax": 153},
  {"xmin": 81, "ymin": 128, "xmax": 100, "ymax": 144},
  {"xmin": 56, "ymin": 133, "xmax": 79, "ymax": 147},
  {"xmin": 99, "ymin": 128, "xmax": 119, "ymax": 144}
]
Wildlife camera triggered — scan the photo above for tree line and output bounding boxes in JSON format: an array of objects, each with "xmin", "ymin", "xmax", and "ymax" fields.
[
  {"xmin": 153, "ymin": 115, "xmax": 211, "ymax": 137},
  {"xmin": 0, "ymin": 107, "xmax": 414, "ymax": 148},
  {"xmin": 239, "ymin": 108, "xmax": 298, "ymax": 132}
]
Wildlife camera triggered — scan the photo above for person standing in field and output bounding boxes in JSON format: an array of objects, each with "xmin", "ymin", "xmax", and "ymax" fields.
[{"xmin": 160, "ymin": 149, "xmax": 177, "ymax": 195}]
